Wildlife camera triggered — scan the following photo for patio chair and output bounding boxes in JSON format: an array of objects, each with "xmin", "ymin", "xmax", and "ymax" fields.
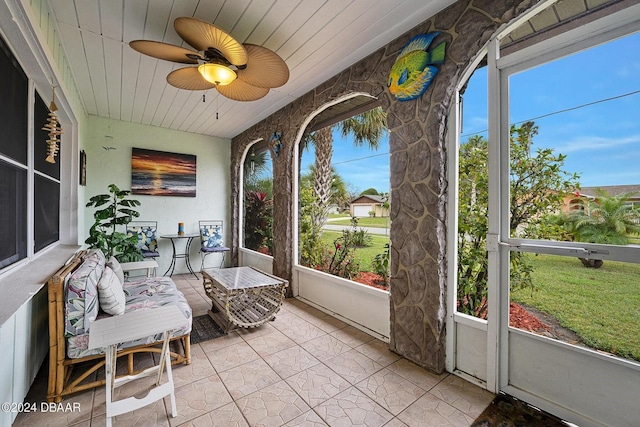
[
  {"xmin": 126, "ymin": 220, "xmax": 160, "ymax": 260},
  {"xmin": 199, "ymin": 220, "xmax": 230, "ymax": 270}
]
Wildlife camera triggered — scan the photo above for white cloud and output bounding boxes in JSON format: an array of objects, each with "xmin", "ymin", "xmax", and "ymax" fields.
[
  {"xmin": 556, "ymin": 134, "xmax": 640, "ymax": 153},
  {"xmin": 615, "ymin": 62, "xmax": 640, "ymax": 78}
]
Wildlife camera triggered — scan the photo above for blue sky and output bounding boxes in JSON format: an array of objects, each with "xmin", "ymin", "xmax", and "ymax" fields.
[
  {"xmin": 463, "ymin": 31, "xmax": 640, "ymax": 188},
  {"xmin": 299, "ymin": 135, "xmax": 390, "ymax": 195},
  {"xmin": 298, "ymin": 30, "xmax": 640, "ymax": 193}
]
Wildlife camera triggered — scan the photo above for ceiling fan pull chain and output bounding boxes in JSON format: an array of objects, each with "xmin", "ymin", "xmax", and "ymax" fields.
[{"xmin": 202, "ymin": 93, "xmax": 205, "ymax": 102}]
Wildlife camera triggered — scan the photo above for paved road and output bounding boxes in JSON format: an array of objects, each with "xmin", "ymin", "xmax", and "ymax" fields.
[{"xmin": 322, "ymin": 224, "xmax": 389, "ymax": 236}]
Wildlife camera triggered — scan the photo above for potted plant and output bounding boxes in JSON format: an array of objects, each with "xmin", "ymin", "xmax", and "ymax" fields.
[{"xmin": 85, "ymin": 184, "xmax": 144, "ymax": 262}]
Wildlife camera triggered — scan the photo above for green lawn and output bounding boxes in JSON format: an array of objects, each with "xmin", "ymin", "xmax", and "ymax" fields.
[
  {"xmin": 330, "ymin": 216, "xmax": 390, "ymax": 228},
  {"xmin": 512, "ymin": 254, "xmax": 640, "ymax": 361},
  {"xmin": 320, "ymin": 230, "xmax": 389, "ymax": 271},
  {"xmin": 317, "ymin": 229, "xmax": 640, "ymax": 361}
]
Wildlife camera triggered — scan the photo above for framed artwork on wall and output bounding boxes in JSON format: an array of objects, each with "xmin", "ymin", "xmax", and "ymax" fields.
[{"xmin": 131, "ymin": 147, "xmax": 196, "ymax": 197}]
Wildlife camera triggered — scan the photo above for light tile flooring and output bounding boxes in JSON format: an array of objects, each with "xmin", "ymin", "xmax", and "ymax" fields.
[{"xmin": 14, "ymin": 273, "xmax": 494, "ymax": 427}]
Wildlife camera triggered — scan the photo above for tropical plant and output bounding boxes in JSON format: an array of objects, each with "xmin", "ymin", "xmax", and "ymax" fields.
[
  {"xmin": 457, "ymin": 122, "xmax": 580, "ymax": 316},
  {"xmin": 244, "ymin": 190, "xmax": 273, "ymax": 253},
  {"xmin": 300, "ymin": 165, "xmax": 349, "ymax": 210},
  {"xmin": 372, "ymin": 243, "xmax": 390, "ymax": 285},
  {"xmin": 562, "ymin": 190, "xmax": 640, "ymax": 267},
  {"xmin": 299, "ymin": 186, "xmax": 329, "ymax": 268},
  {"xmin": 85, "ymin": 184, "xmax": 143, "ymax": 262},
  {"xmin": 324, "ymin": 233, "xmax": 360, "ymax": 280},
  {"xmin": 348, "ymin": 216, "xmax": 372, "ymax": 247}
]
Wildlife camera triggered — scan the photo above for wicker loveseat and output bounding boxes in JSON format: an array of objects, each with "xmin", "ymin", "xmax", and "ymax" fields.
[{"xmin": 46, "ymin": 249, "xmax": 192, "ymax": 403}]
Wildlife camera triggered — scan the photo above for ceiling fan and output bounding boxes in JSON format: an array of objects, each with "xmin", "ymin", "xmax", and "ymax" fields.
[{"xmin": 129, "ymin": 17, "xmax": 289, "ymax": 101}]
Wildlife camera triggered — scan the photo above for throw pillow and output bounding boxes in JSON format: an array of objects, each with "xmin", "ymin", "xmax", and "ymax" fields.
[
  {"xmin": 200, "ymin": 225, "xmax": 224, "ymax": 248},
  {"xmin": 106, "ymin": 256, "xmax": 125, "ymax": 285},
  {"xmin": 97, "ymin": 266, "xmax": 126, "ymax": 315}
]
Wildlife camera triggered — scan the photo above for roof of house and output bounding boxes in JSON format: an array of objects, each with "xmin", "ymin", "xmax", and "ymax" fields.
[
  {"xmin": 351, "ymin": 194, "xmax": 386, "ymax": 204},
  {"xmin": 577, "ymin": 185, "xmax": 640, "ymax": 198}
]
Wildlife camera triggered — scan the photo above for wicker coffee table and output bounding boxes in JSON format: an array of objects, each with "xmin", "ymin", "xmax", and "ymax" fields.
[{"xmin": 201, "ymin": 266, "xmax": 288, "ymax": 332}]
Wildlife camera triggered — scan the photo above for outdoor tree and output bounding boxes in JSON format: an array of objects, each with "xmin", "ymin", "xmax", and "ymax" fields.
[
  {"xmin": 301, "ymin": 106, "xmax": 387, "ymax": 231},
  {"xmin": 457, "ymin": 121, "xmax": 580, "ymax": 316},
  {"xmin": 361, "ymin": 187, "xmax": 379, "ymax": 195},
  {"xmin": 300, "ymin": 165, "xmax": 349, "ymax": 208}
]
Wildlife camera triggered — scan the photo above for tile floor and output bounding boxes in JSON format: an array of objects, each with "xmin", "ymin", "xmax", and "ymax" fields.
[{"xmin": 14, "ymin": 273, "xmax": 495, "ymax": 427}]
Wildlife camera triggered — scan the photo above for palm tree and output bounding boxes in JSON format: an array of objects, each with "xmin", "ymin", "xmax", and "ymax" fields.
[
  {"xmin": 566, "ymin": 190, "xmax": 640, "ymax": 267},
  {"xmin": 300, "ymin": 165, "xmax": 349, "ymax": 209},
  {"xmin": 302, "ymin": 106, "xmax": 387, "ymax": 228}
]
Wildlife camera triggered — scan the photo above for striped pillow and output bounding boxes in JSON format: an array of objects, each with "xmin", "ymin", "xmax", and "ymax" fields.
[
  {"xmin": 106, "ymin": 256, "xmax": 125, "ymax": 284},
  {"xmin": 97, "ymin": 266, "xmax": 126, "ymax": 315}
]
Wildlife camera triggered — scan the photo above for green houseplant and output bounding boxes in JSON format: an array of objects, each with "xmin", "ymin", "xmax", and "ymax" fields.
[{"xmin": 85, "ymin": 184, "xmax": 144, "ymax": 262}]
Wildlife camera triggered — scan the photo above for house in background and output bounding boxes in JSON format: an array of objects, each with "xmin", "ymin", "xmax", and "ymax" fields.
[
  {"xmin": 562, "ymin": 184, "xmax": 640, "ymax": 212},
  {"xmin": 350, "ymin": 194, "xmax": 389, "ymax": 217}
]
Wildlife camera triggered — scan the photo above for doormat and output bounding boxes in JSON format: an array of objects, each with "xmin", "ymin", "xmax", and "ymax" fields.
[
  {"xmin": 190, "ymin": 314, "xmax": 226, "ymax": 344},
  {"xmin": 471, "ymin": 393, "xmax": 569, "ymax": 427}
]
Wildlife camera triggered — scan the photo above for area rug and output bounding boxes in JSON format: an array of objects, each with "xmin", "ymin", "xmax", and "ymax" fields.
[
  {"xmin": 190, "ymin": 314, "xmax": 226, "ymax": 344},
  {"xmin": 471, "ymin": 393, "xmax": 569, "ymax": 427}
]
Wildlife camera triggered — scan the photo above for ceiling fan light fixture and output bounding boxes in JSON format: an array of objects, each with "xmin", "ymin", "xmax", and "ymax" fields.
[{"xmin": 198, "ymin": 63, "xmax": 236, "ymax": 86}]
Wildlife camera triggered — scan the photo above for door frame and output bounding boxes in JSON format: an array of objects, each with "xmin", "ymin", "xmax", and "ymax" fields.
[{"xmin": 448, "ymin": 2, "xmax": 640, "ymax": 426}]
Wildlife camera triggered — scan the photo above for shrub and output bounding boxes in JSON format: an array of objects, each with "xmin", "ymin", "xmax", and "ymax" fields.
[
  {"xmin": 324, "ymin": 231, "xmax": 360, "ymax": 280},
  {"xmin": 372, "ymin": 243, "xmax": 390, "ymax": 285},
  {"xmin": 348, "ymin": 216, "xmax": 372, "ymax": 247},
  {"xmin": 299, "ymin": 187, "xmax": 328, "ymax": 268},
  {"xmin": 244, "ymin": 190, "xmax": 273, "ymax": 253}
]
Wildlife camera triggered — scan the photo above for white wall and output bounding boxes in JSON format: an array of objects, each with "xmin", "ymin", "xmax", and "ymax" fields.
[
  {"xmin": 84, "ymin": 116, "xmax": 231, "ymax": 274},
  {"xmin": 239, "ymin": 248, "xmax": 273, "ymax": 274},
  {"xmin": 294, "ymin": 265, "xmax": 390, "ymax": 341}
]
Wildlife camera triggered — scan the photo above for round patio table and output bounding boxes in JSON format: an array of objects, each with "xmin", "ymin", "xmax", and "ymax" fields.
[{"xmin": 160, "ymin": 233, "xmax": 199, "ymax": 278}]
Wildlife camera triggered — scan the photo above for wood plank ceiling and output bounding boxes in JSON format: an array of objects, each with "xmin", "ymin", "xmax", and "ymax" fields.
[
  {"xmin": 48, "ymin": 0, "xmax": 622, "ymax": 140},
  {"xmin": 48, "ymin": 0, "xmax": 456, "ymax": 139}
]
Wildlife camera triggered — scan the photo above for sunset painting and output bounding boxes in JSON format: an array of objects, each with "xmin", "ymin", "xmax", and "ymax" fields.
[{"xmin": 131, "ymin": 148, "xmax": 196, "ymax": 197}]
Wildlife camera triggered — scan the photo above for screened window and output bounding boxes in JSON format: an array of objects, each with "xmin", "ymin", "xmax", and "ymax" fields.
[
  {"xmin": 243, "ymin": 142, "xmax": 273, "ymax": 254},
  {"xmin": 0, "ymin": 34, "xmax": 60, "ymax": 269},
  {"xmin": 503, "ymin": 31, "xmax": 640, "ymax": 363}
]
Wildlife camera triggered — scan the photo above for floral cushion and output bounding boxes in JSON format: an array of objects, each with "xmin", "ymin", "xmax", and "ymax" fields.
[
  {"xmin": 127, "ymin": 226, "xmax": 158, "ymax": 252},
  {"xmin": 65, "ymin": 249, "xmax": 105, "ymax": 337},
  {"xmin": 66, "ymin": 276, "xmax": 192, "ymax": 359},
  {"xmin": 200, "ymin": 224, "xmax": 224, "ymax": 248}
]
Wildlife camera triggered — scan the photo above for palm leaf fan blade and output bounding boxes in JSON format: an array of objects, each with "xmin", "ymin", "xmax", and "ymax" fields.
[
  {"xmin": 236, "ymin": 44, "xmax": 289, "ymax": 88},
  {"xmin": 216, "ymin": 79, "xmax": 269, "ymax": 101},
  {"xmin": 174, "ymin": 17, "xmax": 247, "ymax": 66},
  {"xmin": 129, "ymin": 40, "xmax": 199, "ymax": 64},
  {"xmin": 167, "ymin": 67, "xmax": 216, "ymax": 90}
]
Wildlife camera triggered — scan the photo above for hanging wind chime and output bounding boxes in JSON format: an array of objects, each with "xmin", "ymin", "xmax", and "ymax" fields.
[
  {"xmin": 42, "ymin": 86, "xmax": 63, "ymax": 163},
  {"xmin": 249, "ymin": 148, "xmax": 256, "ymax": 175}
]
